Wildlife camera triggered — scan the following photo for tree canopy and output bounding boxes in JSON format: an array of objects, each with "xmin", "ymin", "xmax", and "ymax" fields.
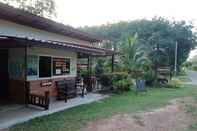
[
  {"xmin": 1, "ymin": 0, "xmax": 56, "ymax": 18},
  {"xmin": 81, "ymin": 18, "xmax": 197, "ymax": 70}
]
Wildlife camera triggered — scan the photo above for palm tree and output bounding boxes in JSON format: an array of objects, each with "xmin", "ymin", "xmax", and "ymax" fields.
[{"xmin": 120, "ymin": 35, "xmax": 151, "ymax": 78}]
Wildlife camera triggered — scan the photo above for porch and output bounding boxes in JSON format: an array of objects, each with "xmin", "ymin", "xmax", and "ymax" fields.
[
  {"xmin": 0, "ymin": 35, "xmax": 115, "ymax": 104},
  {"xmin": 0, "ymin": 35, "xmax": 114, "ymax": 129},
  {"xmin": 0, "ymin": 93, "xmax": 106, "ymax": 129}
]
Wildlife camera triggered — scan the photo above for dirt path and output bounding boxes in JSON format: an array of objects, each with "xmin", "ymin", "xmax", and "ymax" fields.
[{"xmin": 82, "ymin": 98, "xmax": 196, "ymax": 131}]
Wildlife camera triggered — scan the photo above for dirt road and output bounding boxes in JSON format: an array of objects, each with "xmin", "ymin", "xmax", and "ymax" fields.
[{"xmin": 82, "ymin": 98, "xmax": 196, "ymax": 131}]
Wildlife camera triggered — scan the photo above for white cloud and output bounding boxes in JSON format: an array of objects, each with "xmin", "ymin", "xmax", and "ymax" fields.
[{"xmin": 55, "ymin": 0, "xmax": 197, "ymax": 27}]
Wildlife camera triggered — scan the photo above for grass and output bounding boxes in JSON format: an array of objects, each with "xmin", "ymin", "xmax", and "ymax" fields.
[
  {"xmin": 176, "ymin": 76, "xmax": 192, "ymax": 83},
  {"xmin": 188, "ymin": 123, "xmax": 197, "ymax": 131},
  {"xmin": 10, "ymin": 85, "xmax": 197, "ymax": 131},
  {"xmin": 185, "ymin": 104, "xmax": 197, "ymax": 115},
  {"xmin": 184, "ymin": 87, "xmax": 197, "ymax": 131},
  {"xmin": 185, "ymin": 105, "xmax": 197, "ymax": 131}
]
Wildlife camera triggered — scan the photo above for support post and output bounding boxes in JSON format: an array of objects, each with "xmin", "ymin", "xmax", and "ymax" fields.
[
  {"xmin": 87, "ymin": 56, "xmax": 92, "ymax": 76},
  {"xmin": 87, "ymin": 56, "xmax": 90, "ymax": 76},
  {"xmin": 175, "ymin": 41, "xmax": 178, "ymax": 75},
  {"xmin": 24, "ymin": 46, "xmax": 28, "ymax": 106},
  {"xmin": 87, "ymin": 56, "xmax": 93, "ymax": 92},
  {"xmin": 111, "ymin": 55, "xmax": 114, "ymax": 73}
]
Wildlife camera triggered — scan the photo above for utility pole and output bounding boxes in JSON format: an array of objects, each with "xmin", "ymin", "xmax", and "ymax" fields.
[{"xmin": 175, "ymin": 41, "xmax": 178, "ymax": 75}]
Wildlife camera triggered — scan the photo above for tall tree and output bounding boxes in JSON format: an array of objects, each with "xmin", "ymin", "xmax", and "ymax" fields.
[
  {"xmin": 81, "ymin": 18, "xmax": 197, "ymax": 71},
  {"xmin": 1, "ymin": 0, "xmax": 56, "ymax": 18}
]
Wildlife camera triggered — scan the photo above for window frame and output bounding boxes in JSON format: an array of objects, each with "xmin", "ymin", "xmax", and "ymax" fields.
[
  {"xmin": 52, "ymin": 57, "xmax": 71, "ymax": 76},
  {"xmin": 27, "ymin": 55, "xmax": 39, "ymax": 76},
  {"xmin": 39, "ymin": 56, "xmax": 52, "ymax": 78},
  {"xmin": 27, "ymin": 55, "xmax": 39, "ymax": 80},
  {"xmin": 27, "ymin": 54, "xmax": 72, "ymax": 80}
]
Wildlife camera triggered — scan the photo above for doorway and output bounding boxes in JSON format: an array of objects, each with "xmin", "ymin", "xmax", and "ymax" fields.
[{"xmin": 0, "ymin": 49, "xmax": 9, "ymax": 99}]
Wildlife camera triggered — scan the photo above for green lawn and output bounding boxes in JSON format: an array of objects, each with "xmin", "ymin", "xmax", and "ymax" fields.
[
  {"xmin": 11, "ymin": 85, "xmax": 197, "ymax": 131},
  {"xmin": 176, "ymin": 76, "xmax": 192, "ymax": 82}
]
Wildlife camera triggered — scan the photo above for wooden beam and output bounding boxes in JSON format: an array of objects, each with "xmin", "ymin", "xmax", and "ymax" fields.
[{"xmin": 87, "ymin": 56, "xmax": 92, "ymax": 76}]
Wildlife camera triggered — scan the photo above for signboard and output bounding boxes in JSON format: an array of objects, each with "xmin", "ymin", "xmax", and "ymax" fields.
[{"xmin": 53, "ymin": 58, "xmax": 70, "ymax": 75}]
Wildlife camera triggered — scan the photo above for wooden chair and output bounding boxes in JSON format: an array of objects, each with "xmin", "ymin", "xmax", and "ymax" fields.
[
  {"xmin": 76, "ymin": 77, "xmax": 86, "ymax": 97},
  {"xmin": 65, "ymin": 79, "xmax": 77, "ymax": 98},
  {"xmin": 55, "ymin": 80, "xmax": 67, "ymax": 102}
]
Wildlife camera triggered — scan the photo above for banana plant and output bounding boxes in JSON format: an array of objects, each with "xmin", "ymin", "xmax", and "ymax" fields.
[{"xmin": 120, "ymin": 34, "xmax": 151, "ymax": 78}]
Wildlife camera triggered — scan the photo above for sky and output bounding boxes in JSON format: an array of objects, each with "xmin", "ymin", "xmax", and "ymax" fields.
[{"xmin": 55, "ymin": 0, "xmax": 197, "ymax": 28}]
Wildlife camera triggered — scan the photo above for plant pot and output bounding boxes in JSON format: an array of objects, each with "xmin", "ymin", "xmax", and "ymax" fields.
[{"xmin": 136, "ymin": 79, "xmax": 146, "ymax": 92}]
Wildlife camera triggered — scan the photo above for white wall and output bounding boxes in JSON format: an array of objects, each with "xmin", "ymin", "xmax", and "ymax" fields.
[
  {"xmin": 0, "ymin": 19, "xmax": 91, "ymax": 45},
  {"xmin": 27, "ymin": 47, "xmax": 77, "ymax": 81}
]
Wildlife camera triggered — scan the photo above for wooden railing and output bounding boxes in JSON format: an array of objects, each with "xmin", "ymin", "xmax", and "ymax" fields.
[
  {"xmin": 26, "ymin": 82, "xmax": 50, "ymax": 110},
  {"xmin": 28, "ymin": 91, "xmax": 50, "ymax": 110}
]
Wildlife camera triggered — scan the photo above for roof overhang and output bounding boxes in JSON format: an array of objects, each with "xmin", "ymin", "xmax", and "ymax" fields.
[
  {"xmin": 0, "ymin": 3, "xmax": 103, "ymax": 43},
  {"xmin": 0, "ymin": 36, "xmax": 116, "ymax": 56}
]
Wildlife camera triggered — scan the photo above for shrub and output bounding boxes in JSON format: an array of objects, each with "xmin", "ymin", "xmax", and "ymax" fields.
[
  {"xmin": 80, "ymin": 70, "xmax": 89, "ymax": 78},
  {"xmin": 111, "ymin": 72, "xmax": 133, "ymax": 92},
  {"xmin": 99, "ymin": 72, "xmax": 134, "ymax": 92},
  {"xmin": 112, "ymin": 72, "xmax": 129, "ymax": 82},
  {"xmin": 165, "ymin": 78, "xmax": 182, "ymax": 88},
  {"xmin": 98, "ymin": 72, "xmax": 132, "ymax": 91},
  {"xmin": 144, "ymin": 70, "xmax": 156, "ymax": 86},
  {"xmin": 99, "ymin": 73, "xmax": 113, "ymax": 90},
  {"xmin": 95, "ymin": 59, "xmax": 104, "ymax": 76},
  {"xmin": 183, "ymin": 61, "xmax": 192, "ymax": 68},
  {"xmin": 193, "ymin": 66, "xmax": 197, "ymax": 71},
  {"xmin": 113, "ymin": 78, "xmax": 133, "ymax": 92},
  {"xmin": 129, "ymin": 70, "xmax": 144, "ymax": 79}
]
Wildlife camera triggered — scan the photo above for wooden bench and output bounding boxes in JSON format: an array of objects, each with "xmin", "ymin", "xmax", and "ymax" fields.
[
  {"xmin": 26, "ymin": 82, "xmax": 50, "ymax": 110},
  {"xmin": 28, "ymin": 91, "xmax": 50, "ymax": 110}
]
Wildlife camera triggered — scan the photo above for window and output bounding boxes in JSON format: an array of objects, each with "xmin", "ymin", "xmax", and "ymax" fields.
[
  {"xmin": 27, "ymin": 55, "xmax": 38, "ymax": 76},
  {"xmin": 39, "ymin": 56, "xmax": 52, "ymax": 78},
  {"xmin": 53, "ymin": 58, "xmax": 70, "ymax": 76}
]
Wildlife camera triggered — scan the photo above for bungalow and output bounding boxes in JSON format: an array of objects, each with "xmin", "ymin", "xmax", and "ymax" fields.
[{"xmin": 0, "ymin": 3, "xmax": 114, "ymax": 109}]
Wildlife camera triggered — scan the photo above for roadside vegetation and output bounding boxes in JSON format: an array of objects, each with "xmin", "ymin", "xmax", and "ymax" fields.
[
  {"xmin": 11, "ymin": 85, "xmax": 197, "ymax": 131},
  {"xmin": 78, "ymin": 17, "xmax": 197, "ymax": 95}
]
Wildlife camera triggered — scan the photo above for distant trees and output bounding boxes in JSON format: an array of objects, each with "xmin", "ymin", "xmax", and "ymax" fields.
[
  {"xmin": 1, "ymin": 0, "xmax": 56, "ymax": 18},
  {"xmin": 81, "ymin": 17, "xmax": 197, "ymax": 71}
]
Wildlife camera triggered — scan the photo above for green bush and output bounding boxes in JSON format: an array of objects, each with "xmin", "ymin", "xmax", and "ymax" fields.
[
  {"xmin": 144, "ymin": 70, "xmax": 156, "ymax": 86},
  {"xmin": 183, "ymin": 61, "xmax": 192, "ymax": 68},
  {"xmin": 111, "ymin": 72, "xmax": 133, "ymax": 92},
  {"xmin": 112, "ymin": 72, "xmax": 129, "ymax": 82},
  {"xmin": 99, "ymin": 72, "xmax": 133, "ymax": 92},
  {"xmin": 193, "ymin": 66, "xmax": 197, "ymax": 71},
  {"xmin": 113, "ymin": 78, "xmax": 133, "ymax": 92},
  {"xmin": 165, "ymin": 78, "xmax": 182, "ymax": 88},
  {"xmin": 80, "ymin": 70, "xmax": 89, "ymax": 78},
  {"xmin": 95, "ymin": 59, "xmax": 104, "ymax": 76},
  {"xmin": 99, "ymin": 73, "xmax": 113, "ymax": 88}
]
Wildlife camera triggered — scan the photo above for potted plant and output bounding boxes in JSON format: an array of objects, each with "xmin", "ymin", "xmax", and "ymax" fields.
[{"xmin": 120, "ymin": 35, "xmax": 150, "ymax": 92}]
